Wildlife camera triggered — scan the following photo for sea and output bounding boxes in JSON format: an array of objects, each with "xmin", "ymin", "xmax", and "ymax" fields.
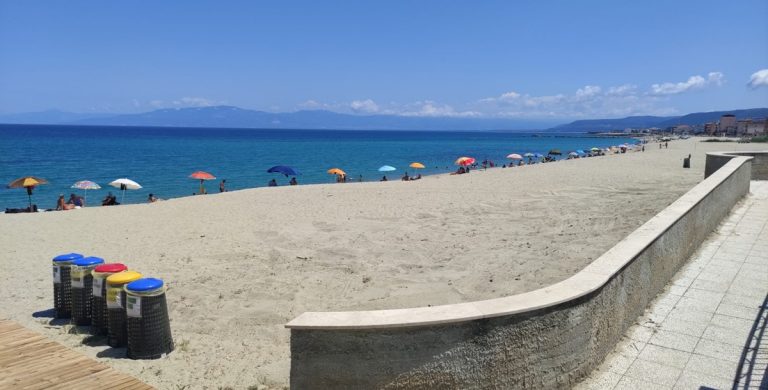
[{"xmin": 0, "ymin": 124, "xmax": 639, "ymax": 210}]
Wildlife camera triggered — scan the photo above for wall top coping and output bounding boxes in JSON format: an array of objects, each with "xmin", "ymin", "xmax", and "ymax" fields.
[{"xmin": 286, "ymin": 155, "xmax": 753, "ymax": 330}]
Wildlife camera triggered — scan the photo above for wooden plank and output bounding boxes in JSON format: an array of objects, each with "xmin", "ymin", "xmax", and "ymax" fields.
[{"xmin": 0, "ymin": 320, "xmax": 151, "ymax": 389}]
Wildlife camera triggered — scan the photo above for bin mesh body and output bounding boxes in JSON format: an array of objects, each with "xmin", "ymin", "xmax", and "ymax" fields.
[
  {"xmin": 127, "ymin": 293, "xmax": 174, "ymax": 359},
  {"xmin": 71, "ymin": 274, "xmax": 94, "ymax": 326},
  {"xmin": 53, "ymin": 265, "xmax": 72, "ymax": 318},
  {"xmin": 90, "ymin": 280, "xmax": 108, "ymax": 335},
  {"xmin": 107, "ymin": 290, "xmax": 128, "ymax": 347}
]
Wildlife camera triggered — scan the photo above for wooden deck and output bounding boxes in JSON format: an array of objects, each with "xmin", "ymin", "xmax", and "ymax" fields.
[{"xmin": 0, "ymin": 319, "xmax": 152, "ymax": 389}]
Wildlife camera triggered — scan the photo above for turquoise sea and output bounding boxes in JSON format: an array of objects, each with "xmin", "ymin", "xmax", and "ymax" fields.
[{"xmin": 0, "ymin": 124, "xmax": 638, "ymax": 210}]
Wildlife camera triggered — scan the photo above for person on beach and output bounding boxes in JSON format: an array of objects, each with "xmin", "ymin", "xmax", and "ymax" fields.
[
  {"xmin": 381, "ymin": 175, "xmax": 388, "ymax": 181},
  {"xmin": 411, "ymin": 174, "xmax": 422, "ymax": 180},
  {"xmin": 665, "ymin": 141, "xmax": 668, "ymax": 149},
  {"xmin": 268, "ymin": 179, "xmax": 278, "ymax": 187},
  {"xmin": 68, "ymin": 193, "xmax": 84, "ymax": 207},
  {"xmin": 148, "ymin": 193, "xmax": 159, "ymax": 203},
  {"xmin": 289, "ymin": 177, "xmax": 298, "ymax": 186},
  {"xmin": 401, "ymin": 172, "xmax": 410, "ymax": 181},
  {"xmin": 101, "ymin": 192, "xmax": 118, "ymax": 206},
  {"xmin": 219, "ymin": 179, "xmax": 226, "ymax": 192},
  {"xmin": 56, "ymin": 195, "xmax": 74, "ymax": 211}
]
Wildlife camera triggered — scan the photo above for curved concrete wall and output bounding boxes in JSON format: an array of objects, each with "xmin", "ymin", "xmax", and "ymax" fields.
[
  {"xmin": 286, "ymin": 156, "xmax": 755, "ymax": 389},
  {"xmin": 705, "ymin": 151, "xmax": 768, "ymax": 179}
]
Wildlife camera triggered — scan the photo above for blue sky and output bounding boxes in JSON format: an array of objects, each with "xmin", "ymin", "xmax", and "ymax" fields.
[{"xmin": 1, "ymin": 0, "xmax": 766, "ymax": 120}]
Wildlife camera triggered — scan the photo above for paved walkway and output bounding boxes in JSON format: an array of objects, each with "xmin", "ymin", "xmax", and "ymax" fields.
[
  {"xmin": 578, "ymin": 181, "xmax": 768, "ymax": 390},
  {"xmin": 0, "ymin": 319, "xmax": 152, "ymax": 389}
]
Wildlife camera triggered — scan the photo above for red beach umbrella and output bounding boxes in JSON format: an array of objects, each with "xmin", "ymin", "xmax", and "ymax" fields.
[{"xmin": 189, "ymin": 171, "xmax": 216, "ymax": 194}]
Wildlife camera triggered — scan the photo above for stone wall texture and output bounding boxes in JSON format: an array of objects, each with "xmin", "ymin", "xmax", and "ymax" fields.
[
  {"xmin": 705, "ymin": 151, "xmax": 768, "ymax": 179},
  {"xmin": 288, "ymin": 156, "xmax": 755, "ymax": 389}
]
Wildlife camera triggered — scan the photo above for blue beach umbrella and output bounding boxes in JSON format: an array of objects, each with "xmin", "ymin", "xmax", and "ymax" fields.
[
  {"xmin": 534, "ymin": 153, "xmax": 545, "ymax": 159},
  {"xmin": 576, "ymin": 149, "xmax": 585, "ymax": 154},
  {"xmin": 378, "ymin": 165, "xmax": 396, "ymax": 172},
  {"xmin": 267, "ymin": 165, "xmax": 301, "ymax": 177},
  {"xmin": 523, "ymin": 153, "xmax": 535, "ymax": 157}
]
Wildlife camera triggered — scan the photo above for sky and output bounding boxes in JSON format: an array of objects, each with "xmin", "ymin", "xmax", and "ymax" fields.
[{"xmin": 1, "ymin": 0, "xmax": 767, "ymax": 120}]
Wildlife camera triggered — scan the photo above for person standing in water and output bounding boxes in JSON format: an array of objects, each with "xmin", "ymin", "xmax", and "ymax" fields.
[{"xmin": 219, "ymin": 179, "xmax": 227, "ymax": 192}]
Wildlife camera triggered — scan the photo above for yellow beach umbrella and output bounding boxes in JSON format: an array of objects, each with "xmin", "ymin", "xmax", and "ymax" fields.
[
  {"xmin": 327, "ymin": 168, "xmax": 346, "ymax": 176},
  {"xmin": 7, "ymin": 176, "xmax": 49, "ymax": 208},
  {"xmin": 409, "ymin": 162, "xmax": 425, "ymax": 169}
]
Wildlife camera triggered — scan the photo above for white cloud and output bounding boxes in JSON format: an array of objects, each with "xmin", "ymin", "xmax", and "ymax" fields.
[
  {"xmin": 476, "ymin": 84, "xmax": 677, "ymax": 118},
  {"xmin": 150, "ymin": 97, "xmax": 222, "ymax": 109},
  {"xmin": 575, "ymin": 85, "xmax": 602, "ymax": 99},
  {"xmin": 349, "ymin": 99, "xmax": 380, "ymax": 113},
  {"xmin": 747, "ymin": 69, "xmax": 768, "ymax": 89},
  {"xmin": 650, "ymin": 72, "xmax": 724, "ymax": 95},
  {"xmin": 401, "ymin": 101, "xmax": 480, "ymax": 118},
  {"xmin": 606, "ymin": 84, "xmax": 637, "ymax": 96}
]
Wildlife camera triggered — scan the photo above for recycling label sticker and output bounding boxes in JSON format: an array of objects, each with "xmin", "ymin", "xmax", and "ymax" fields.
[
  {"xmin": 53, "ymin": 266, "xmax": 61, "ymax": 284},
  {"xmin": 92, "ymin": 277, "xmax": 103, "ymax": 297},
  {"xmin": 126, "ymin": 296, "xmax": 141, "ymax": 318}
]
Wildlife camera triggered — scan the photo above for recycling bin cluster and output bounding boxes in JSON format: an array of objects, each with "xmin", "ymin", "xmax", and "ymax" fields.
[{"xmin": 51, "ymin": 252, "xmax": 174, "ymax": 359}]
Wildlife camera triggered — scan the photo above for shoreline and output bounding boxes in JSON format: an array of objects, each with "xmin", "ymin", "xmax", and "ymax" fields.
[{"xmin": 2, "ymin": 138, "xmax": 766, "ymax": 388}]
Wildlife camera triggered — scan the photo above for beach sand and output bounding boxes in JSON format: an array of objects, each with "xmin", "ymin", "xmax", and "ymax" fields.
[{"xmin": 0, "ymin": 138, "xmax": 765, "ymax": 389}]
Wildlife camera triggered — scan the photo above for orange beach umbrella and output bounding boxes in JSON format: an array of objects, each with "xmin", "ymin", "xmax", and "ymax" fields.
[
  {"xmin": 327, "ymin": 168, "xmax": 346, "ymax": 176},
  {"xmin": 189, "ymin": 171, "xmax": 216, "ymax": 194},
  {"xmin": 409, "ymin": 162, "xmax": 425, "ymax": 169},
  {"xmin": 7, "ymin": 176, "xmax": 48, "ymax": 208}
]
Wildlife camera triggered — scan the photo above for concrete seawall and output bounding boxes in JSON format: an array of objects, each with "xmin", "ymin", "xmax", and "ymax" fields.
[
  {"xmin": 286, "ymin": 154, "xmax": 757, "ymax": 389},
  {"xmin": 705, "ymin": 150, "xmax": 768, "ymax": 180}
]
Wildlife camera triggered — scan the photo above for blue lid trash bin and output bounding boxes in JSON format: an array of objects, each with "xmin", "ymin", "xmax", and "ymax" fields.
[
  {"xmin": 52, "ymin": 253, "xmax": 84, "ymax": 318},
  {"xmin": 125, "ymin": 278, "xmax": 174, "ymax": 359},
  {"xmin": 70, "ymin": 256, "xmax": 104, "ymax": 326}
]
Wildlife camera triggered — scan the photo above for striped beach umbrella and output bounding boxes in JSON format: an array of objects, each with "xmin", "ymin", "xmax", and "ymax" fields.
[{"xmin": 71, "ymin": 180, "xmax": 101, "ymax": 204}]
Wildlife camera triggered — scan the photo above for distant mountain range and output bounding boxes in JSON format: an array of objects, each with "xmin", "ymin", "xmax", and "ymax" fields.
[
  {"xmin": 1, "ymin": 106, "xmax": 766, "ymax": 132},
  {"xmin": 550, "ymin": 108, "xmax": 768, "ymax": 132}
]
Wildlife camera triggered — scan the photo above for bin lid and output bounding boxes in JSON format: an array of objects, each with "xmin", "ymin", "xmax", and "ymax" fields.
[
  {"xmin": 72, "ymin": 256, "xmax": 105, "ymax": 267},
  {"xmin": 106, "ymin": 271, "xmax": 142, "ymax": 286},
  {"xmin": 52, "ymin": 253, "xmax": 84, "ymax": 262},
  {"xmin": 94, "ymin": 263, "xmax": 128, "ymax": 273},
  {"xmin": 126, "ymin": 278, "xmax": 164, "ymax": 292}
]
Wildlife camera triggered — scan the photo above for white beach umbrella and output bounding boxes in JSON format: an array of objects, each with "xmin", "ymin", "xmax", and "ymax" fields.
[{"xmin": 109, "ymin": 178, "xmax": 142, "ymax": 203}]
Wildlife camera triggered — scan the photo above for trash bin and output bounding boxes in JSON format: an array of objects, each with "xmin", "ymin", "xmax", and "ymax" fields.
[
  {"xmin": 90, "ymin": 263, "xmax": 128, "ymax": 335},
  {"xmin": 126, "ymin": 278, "xmax": 174, "ymax": 359},
  {"xmin": 52, "ymin": 253, "xmax": 84, "ymax": 318},
  {"xmin": 70, "ymin": 256, "xmax": 105, "ymax": 326},
  {"xmin": 683, "ymin": 157, "xmax": 691, "ymax": 168},
  {"xmin": 106, "ymin": 271, "xmax": 142, "ymax": 347}
]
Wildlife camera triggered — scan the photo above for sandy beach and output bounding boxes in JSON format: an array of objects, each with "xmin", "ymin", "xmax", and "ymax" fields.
[{"xmin": 0, "ymin": 138, "xmax": 765, "ymax": 389}]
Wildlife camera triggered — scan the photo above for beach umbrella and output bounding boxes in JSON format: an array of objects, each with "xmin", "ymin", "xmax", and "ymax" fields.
[
  {"xmin": 327, "ymin": 168, "xmax": 346, "ymax": 176},
  {"xmin": 576, "ymin": 149, "xmax": 585, "ymax": 154},
  {"xmin": 506, "ymin": 153, "xmax": 523, "ymax": 160},
  {"xmin": 569, "ymin": 152, "xmax": 579, "ymax": 157},
  {"xmin": 534, "ymin": 153, "xmax": 545, "ymax": 159},
  {"xmin": 455, "ymin": 157, "xmax": 475, "ymax": 166},
  {"xmin": 109, "ymin": 178, "xmax": 142, "ymax": 204},
  {"xmin": 7, "ymin": 176, "xmax": 48, "ymax": 208},
  {"xmin": 548, "ymin": 149, "xmax": 562, "ymax": 155},
  {"xmin": 409, "ymin": 162, "xmax": 425, "ymax": 169},
  {"xmin": 590, "ymin": 147, "xmax": 601, "ymax": 152},
  {"xmin": 523, "ymin": 152, "xmax": 535, "ymax": 157},
  {"xmin": 71, "ymin": 180, "xmax": 101, "ymax": 205},
  {"xmin": 378, "ymin": 165, "xmax": 396, "ymax": 172},
  {"xmin": 267, "ymin": 165, "xmax": 300, "ymax": 177},
  {"xmin": 189, "ymin": 171, "xmax": 216, "ymax": 194}
]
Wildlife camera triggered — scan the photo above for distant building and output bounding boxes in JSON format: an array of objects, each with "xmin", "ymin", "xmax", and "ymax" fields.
[
  {"xmin": 674, "ymin": 124, "xmax": 692, "ymax": 134},
  {"xmin": 719, "ymin": 114, "xmax": 737, "ymax": 135},
  {"xmin": 704, "ymin": 122, "xmax": 718, "ymax": 135},
  {"xmin": 746, "ymin": 119, "xmax": 767, "ymax": 136}
]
